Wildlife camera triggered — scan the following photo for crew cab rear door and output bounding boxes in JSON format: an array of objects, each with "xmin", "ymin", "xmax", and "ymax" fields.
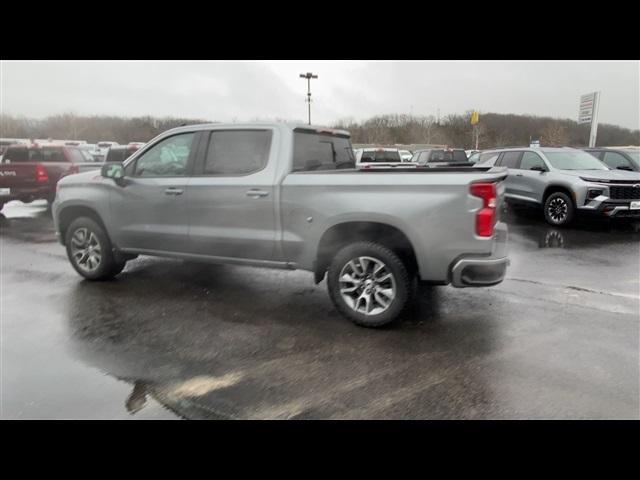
[{"xmin": 186, "ymin": 127, "xmax": 278, "ymax": 260}]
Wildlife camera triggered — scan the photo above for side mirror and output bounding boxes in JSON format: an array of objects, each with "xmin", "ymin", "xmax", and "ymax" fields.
[
  {"xmin": 530, "ymin": 165, "xmax": 547, "ymax": 173},
  {"xmin": 101, "ymin": 162, "xmax": 127, "ymax": 186}
]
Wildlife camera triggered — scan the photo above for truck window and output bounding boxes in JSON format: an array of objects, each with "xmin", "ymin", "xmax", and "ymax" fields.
[
  {"xmin": 133, "ymin": 132, "xmax": 194, "ymax": 177},
  {"xmin": 3, "ymin": 147, "xmax": 29, "ymax": 162},
  {"xmin": 66, "ymin": 148, "xmax": 86, "ymax": 163},
  {"xmin": 293, "ymin": 132, "xmax": 355, "ymax": 172},
  {"xmin": 203, "ymin": 130, "xmax": 272, "ymax": 175},
  {"xmin": 43, "ymin": 147, "xmax": 67, "ymax": 162}
]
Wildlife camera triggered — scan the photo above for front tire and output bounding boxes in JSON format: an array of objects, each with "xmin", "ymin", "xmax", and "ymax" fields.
[
  {"xmin": 327, "ymin": 241, "xmax": 411, "ymax": 328},
  {"xmin": 65, "ymin": 217, "xmax": 126, "ymax": 280},
  {"xmin": 543, "ymin": 192, "xmax": 574, "ymax": 226}
]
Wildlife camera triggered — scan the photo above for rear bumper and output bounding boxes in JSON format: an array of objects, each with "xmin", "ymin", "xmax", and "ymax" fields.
[
  {"xmin": 449, "ymin": 222, "xmax": 509, "ymax": 288},
  {"xmin": 450, "ymin": 256, "xmax": 509, "ymax": 287},
  {"xmin": 0, "ymin": 186, "xmax": 54, "ymax": 203}
]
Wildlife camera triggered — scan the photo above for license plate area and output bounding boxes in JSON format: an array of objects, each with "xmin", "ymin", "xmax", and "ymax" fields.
[
  {"xmin": 0, "ymin": 188, "xmax": 11, "ymax": 196},
  {"xmin": 630, "ymin": 201, "xmax": 640, "ymax": 210}
]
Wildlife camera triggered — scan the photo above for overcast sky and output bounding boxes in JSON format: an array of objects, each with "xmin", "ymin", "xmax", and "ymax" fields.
[{"xmin": 1, "ymin": 61, "xmax": 638, "ymax": 130}]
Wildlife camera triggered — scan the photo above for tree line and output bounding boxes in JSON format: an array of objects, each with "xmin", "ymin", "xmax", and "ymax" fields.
[
  {"xmin": 1, "ymin": 112, "xmax": 638, "ymax": 148},
  {"xmin": 332, "ymin": 112, "xmax": 640, "ymax": 148}
]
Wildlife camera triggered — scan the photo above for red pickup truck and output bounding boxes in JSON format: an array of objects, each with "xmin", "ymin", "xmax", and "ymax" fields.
[{"xmin": 0, "ymin": 143, "xmax": 100, "ymax": 211}]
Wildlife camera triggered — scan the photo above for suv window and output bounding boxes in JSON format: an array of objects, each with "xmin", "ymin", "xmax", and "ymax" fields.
[
  {"xmin": 293, "ymin": 131, "xmax": 355, "ymax": 172},
  {"xmin": 133, "ymin": 132, "xmax": 194, "ymax": 177},
  {"xmin": 498, "ymin": 151, "xmax": 522, "ymax": 169},
  {"xmin": 478, "ymin": 152, "xmax": 500, "ymax": 165},
  {"xmin": 203, "ymin": 130, "xmax": 272, "ymax": 175},
  {"xmin": 520, "ymin": 151, "xmax": 546, "ymax": 170},
  {"xmin": 602, "ymin": 151, "xmax": 633, "ymax": 170}
]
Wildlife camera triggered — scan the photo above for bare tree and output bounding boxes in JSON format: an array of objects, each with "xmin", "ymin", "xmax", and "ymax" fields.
[{"xmin": 540, "ymin": 122, "xmax": 569, "ymax": 146}]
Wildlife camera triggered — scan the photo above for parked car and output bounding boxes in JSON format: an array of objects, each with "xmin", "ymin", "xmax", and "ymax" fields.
[
  {"xmin": 399, "ymin": 149, "xmax": 413, "ymax": 162},
  {"xmin": 354, "ymin": 147, "xmax": 411, "ymax": 169},
  {"xmin": 583, "ymin": 147, "xmax": 640, "ymax": 172},
  {"xmin": 95, "ymin": 141, "xmax": 120, "ymax": 161},
  {"xmin": 474, "ymin": 146, "xmax": 640, "ymax": 225},
  {"xmin": 465, "ymin": 149, "xmax": 480, "ymax": 159},
  {"xmin": 127, "ymin": 142, "xmax": 146, "ymax": 148},
  {"xmin": 411, "ymin": 148, "xmax": 469, "ymax": 167},
  {"xmin": 0, "ymin": 143, "xmax": 100, "ymax": 211},
  {"xmin": 53, "ymin": 123, "xmax": 509, "ymax": 328},
  {"xmin": 104, "ymin": 144, "xmax": 142, "ymax": 163}
]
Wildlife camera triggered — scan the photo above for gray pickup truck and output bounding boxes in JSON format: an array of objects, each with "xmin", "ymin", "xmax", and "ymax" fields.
[{"xmin": 53, "ymin": 123, "xmax": 509, "ymax": 327}]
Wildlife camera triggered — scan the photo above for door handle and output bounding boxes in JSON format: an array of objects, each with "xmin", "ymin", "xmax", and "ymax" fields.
[
  {"xmin": 246, "ymin": 189, "xmax": 269, "ymax": 198},
  {"xmin": 515, "ymin": 174, "xmax": 523, "ymax": 177},
  {"xmin": 164, "ymin": 187, "xmax": 184, "ymax": 195}
]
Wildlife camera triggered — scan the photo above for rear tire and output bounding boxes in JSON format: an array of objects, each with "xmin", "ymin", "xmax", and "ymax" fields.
[
  {"xmin": 543, "ymin": 192, "xmax": 574, "ymax": 227},
  {"xmin": 65, "ymin": 217, "xmax": 126, "ymax": 280},
  {"xmin": 327, "ymin": 241, "xmax": 411, "ymax": 328}
]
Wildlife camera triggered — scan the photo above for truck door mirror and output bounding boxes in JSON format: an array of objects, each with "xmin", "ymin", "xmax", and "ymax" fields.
[
  {"xmin": 101, "ymin": 162, "xmax": 127, "ymax": 186},
  {"xmin": 530, "ymin": 165, "xmax": 547, "ymax": 173}
]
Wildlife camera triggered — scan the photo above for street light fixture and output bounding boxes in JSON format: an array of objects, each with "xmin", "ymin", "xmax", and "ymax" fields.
[{"xmin": 299, "ymin": 72, "xmax": 318, "ymax": 125}]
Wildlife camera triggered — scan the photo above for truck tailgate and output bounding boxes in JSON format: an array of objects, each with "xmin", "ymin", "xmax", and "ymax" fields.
[{"xmin": 0, "ymin": 163, "xmax": 40, "ymax": 188}]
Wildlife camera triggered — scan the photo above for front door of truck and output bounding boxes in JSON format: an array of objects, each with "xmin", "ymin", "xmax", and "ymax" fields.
[
  {"xmin": 109, "ymin": 131, "xmax": 197, "ymax": 253},
  {"xmin": 186, "ymin": 128, "xmax": 278, "ymax": 261}
]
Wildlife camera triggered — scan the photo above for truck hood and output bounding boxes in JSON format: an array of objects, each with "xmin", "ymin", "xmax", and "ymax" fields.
[
  {"xmin": 558, "ymin": 169, "xmax": 640, "ymax": 182},
  {"xmin": 58, "ymin": 169, "xmax": 103, "ymax": 186}
]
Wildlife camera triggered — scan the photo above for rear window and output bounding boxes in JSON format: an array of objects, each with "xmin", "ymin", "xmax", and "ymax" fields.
[
  {"xmin": 426, "ymin": 150, "xmax": 468, "ymax": 163},
  {"xmin": 43, "ymin": 147, "xmax": 67, "ymax": 162},
  {"xmin": 293, "ymin": 131, "xmax": 355, "ymax": 172},
  {"xmin": 66, "ymin": 148, "xmax": 86, "ymax": 163},
  {"xmin": 3, "ymin": 147, "xmax": 29, "ymax": 162},
  {"xmin": 105, "ymin": 148, "xmax": 130, "ymax": 163},
  {"xmin": 360, "ymin": 150, "xmax": 402, "ymax": 163}
]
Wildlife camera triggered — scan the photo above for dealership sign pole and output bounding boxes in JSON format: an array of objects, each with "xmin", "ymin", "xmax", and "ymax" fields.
[{"xmin": 578, "ymin": 91, "xmax": 601, "ymax": 147}]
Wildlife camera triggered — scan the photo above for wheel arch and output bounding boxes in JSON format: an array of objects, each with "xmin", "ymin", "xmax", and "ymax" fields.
[
  {"xmin": 58, "ymin": 205, "xmax": 111, "ymax": 247},
  {"xmin": 314, "ymin": 221, "xmax": 419, "ymax": 284}
]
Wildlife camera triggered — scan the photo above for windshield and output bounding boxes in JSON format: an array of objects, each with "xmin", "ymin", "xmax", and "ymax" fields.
[
  {"xmin": 623, "ymin": 150, "xmax": 639, "ymax": 166},
  {"xmin": 545, "ymin": 151, "xmax": 608, "ymax": 170}
]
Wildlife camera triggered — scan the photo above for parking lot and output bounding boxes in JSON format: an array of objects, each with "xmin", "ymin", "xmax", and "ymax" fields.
[{"xmin": 1, "ymin": 200, "xmax": 639, "ymax": 419}]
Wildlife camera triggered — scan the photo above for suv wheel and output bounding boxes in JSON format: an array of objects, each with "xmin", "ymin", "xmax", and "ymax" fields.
[
  {"xmin": 544, "ymin": 192, "xmax": 574, "ymax": 226},
  {"xmin": 65, "ymin": 217, "xmax": 126, "ymax": 280},
  {"xmin": 327, "ymin": 241, "xmax": 411, "ymax": 328}
]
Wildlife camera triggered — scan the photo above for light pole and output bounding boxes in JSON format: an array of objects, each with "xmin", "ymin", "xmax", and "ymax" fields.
[{"xmin": 299, "ymin": 72, "xmax": 318, "ymax": 125}]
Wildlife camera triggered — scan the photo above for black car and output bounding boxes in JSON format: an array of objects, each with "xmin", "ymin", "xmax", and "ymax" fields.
[
  {"xmin": 104, "ymin": 145, "xmax": 141, "ymax": 163},
  {"xmin": 584, "ymin": 148, "xmax": 640, "ymax": 172}
]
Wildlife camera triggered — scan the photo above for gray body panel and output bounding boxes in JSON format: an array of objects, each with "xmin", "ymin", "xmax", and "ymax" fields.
[{"xmin": 53, "ymin": 123, "xmax": 509, "ymax": 285}]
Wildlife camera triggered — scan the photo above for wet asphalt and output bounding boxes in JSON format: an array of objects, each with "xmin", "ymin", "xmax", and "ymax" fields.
[{"xmin": 1, "ymin": 200, "xmax": 639, "ymax": 419}]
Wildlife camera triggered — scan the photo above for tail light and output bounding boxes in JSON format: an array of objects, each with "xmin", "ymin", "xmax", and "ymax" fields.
[
  {"xmin": 35, "ymin": 164, "xmax": 49, "ymax": 183},
  {"xmin": 470, "ymin": 182, "xmax": 497, "ymax": 237}
]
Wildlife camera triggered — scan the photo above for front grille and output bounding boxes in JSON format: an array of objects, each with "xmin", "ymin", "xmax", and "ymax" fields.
[{"xmin": 609, "ymin": 185, "xmax": 640, "ymax": 200}]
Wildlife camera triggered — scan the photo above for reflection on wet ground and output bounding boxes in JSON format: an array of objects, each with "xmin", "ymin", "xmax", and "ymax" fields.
[{"xmin": 1, "ymin": 200, "xmax": 639, "ymax": 419}]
